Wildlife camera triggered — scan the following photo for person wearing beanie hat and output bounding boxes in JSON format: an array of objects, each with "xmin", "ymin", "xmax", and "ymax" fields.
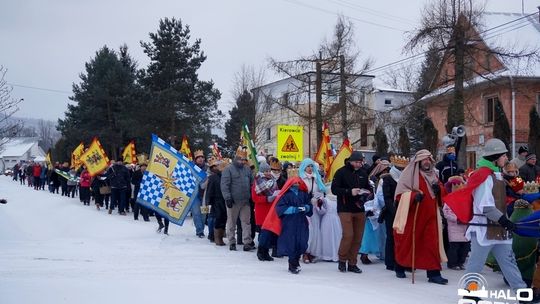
[
  {"xmin": 445, "ymin": 138, "xmax": 529, "ymax": 297},
  {"xmin": 519, "ymin": 153, "xmax": 540, "ymax": 182},
  {"xmin": 510, "ymin": 145, "xmax": 529, "ymax": 169},
  {"xmin": 205, "ymin": 158, "xmax": 228, "ymax": 246},
  {"xmin": 252, "ymin": 160, "xmax": 279, "ymax": 261},
  {"xmin": 331, "ymin": 150, "xmax": 372, "ymax": 274}
]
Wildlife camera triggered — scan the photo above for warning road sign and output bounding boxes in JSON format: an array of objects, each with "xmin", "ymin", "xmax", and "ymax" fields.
[
  {"xmin": 281, "ymin": 135, "xmax": 299, "ymax": 152},
  {"xmin": 277, "ymin": 125, "xmax": 303, "ymax": 161}
]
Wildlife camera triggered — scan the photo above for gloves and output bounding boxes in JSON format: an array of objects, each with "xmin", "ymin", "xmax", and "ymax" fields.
[
  {"xmin": 498, "ymin": 215, "xmax": 516, "ymax": 232},
  {"xmin": 365, "ymin": 210, "xmax": 375, "ymax": 217},
  {"xmin": 297, "ymin": 206, "xmax": 306, "ymax": 212},
  {"xmin": 0, "ymin": 199, "xmax": 6, "ymax": 204},
  {"xmin": 414, "ymin": 192, "xmax": 424, "ymax": 203},
  {"xmin": 284, "ymin": 206, "xmax": 299, "ymax": 215},
  {"xmin": 431, "ymin": 183, "xmax": 441, "ymax": 197},
  {"xmin": 267, "ymin": 196, "xmax": 276, "ymax": 203},
  {"xmin": 303, "ymin": 204, "xmax": 312, "ymax": 213},
  {"xmin": 225, "ymin": 199, "xmax": 234, "ymax": 208},
  {"xmin": 377, "ymin": 207, "xmax": 386, "ymax": 223}
]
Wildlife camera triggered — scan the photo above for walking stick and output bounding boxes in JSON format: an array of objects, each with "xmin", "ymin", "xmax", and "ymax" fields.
[{"xmin": 411, "ymin": 200, "xmax": 420, "ymax": 284}]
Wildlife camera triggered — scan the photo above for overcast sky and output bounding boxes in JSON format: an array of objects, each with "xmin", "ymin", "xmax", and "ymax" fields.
[{"xmin": 0, "ymin": 0, "xmax": 537, "ymax": 123}]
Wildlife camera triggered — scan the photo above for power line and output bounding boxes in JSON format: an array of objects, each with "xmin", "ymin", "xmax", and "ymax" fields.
[
  {"xmin": 282, "ymin": 0, "xmax": 406, "ymax": 32},
  {"xmin": 367, "ymin": 11, "xmax": 540, "ymax": 75},
  {"xmin": 330, "ymin": 0, "xmax": 417, "ymax": 25},
  {"xmin": 8, "ymin": 83, "xmax": 71, "ymax": 95}
]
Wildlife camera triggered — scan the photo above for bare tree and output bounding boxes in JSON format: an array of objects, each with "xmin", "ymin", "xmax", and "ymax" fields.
[
  {"xmin": 37, "ymin": 119, "xmax": 58, "ymax": 151},
  {"xmin": 0, "ymin": 66, "xmax": 23, "ymax": 149},
  {"xmin": 405, "ymin": 0, "xmax": 540, "ymax": 167}
]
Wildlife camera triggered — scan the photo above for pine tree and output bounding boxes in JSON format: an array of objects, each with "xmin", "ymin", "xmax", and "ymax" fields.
[
  {"xmin": 139, "ymin": 17, "xmax": 220, "ymax": 151},
  {"xmin": 528, "ymin": 107, "xmax": 540, "ymax": 155},
  {"xmin": 57, "ymin": 45, "xmax": 138, "ymax": 159},
  {"xmin": 423, "ymin": 117, "xmax": 439, "ymax": 155},
  {"xmin": 374, "ymin": 127, "xmax": 389, "ymax": 156},
  {"xmin": 224, "ymin": 90, "xmax": 255, "ymax": 151},
  {"xmin": 493, "ymin": 99, "xmax": 511, "ymax": 151},
  {"xmin": 398, "ymin": 126, "xmax": 411, "ymax": 156}
]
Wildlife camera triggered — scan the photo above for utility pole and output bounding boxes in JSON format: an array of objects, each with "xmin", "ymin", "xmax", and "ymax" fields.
[
  {"xmin": 307, "ymin": 76, "xmax": 312, "ymax": 158},
  {"xmin": 339, "ymin": 54, "xmax": 348, "ymax": 140},
  {"xmin": 315, "ymin": 58, "xmax": 323, "ymax": 146}
]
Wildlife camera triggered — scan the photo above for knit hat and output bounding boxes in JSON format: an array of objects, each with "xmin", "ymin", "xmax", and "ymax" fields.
[
  {"xmin": 349, "ymin": 151, "xmax": 364, "ymax": 161},
  {"xmin": 259, "ymin": 162, "xmax": 271, "ymax": 173},
  {"xmin": 526, "ymin": 154, "xmax": 537, "ymax": 161},
  {"xmin": 484, "ymin": 153, "xmax": 506, "ymax": 162},
  {"xmin": 519, "ymin": 145, "xmax": 528, "ymax": 154}
]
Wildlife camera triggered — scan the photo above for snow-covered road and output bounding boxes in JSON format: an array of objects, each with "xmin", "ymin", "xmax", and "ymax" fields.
[{"xmin": 0, "ymin": 175, "xmax": 505, "ymax": 304}]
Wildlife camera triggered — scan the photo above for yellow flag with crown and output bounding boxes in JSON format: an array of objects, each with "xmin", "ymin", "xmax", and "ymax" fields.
[{"xmin": 79, "ymin": 138, "xmax": 110, "ymax": 176}]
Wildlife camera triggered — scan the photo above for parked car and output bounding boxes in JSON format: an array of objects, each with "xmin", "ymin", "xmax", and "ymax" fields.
[{"xmin": 4, "ymin": 168, "xmax": 13, "ymax": 176}]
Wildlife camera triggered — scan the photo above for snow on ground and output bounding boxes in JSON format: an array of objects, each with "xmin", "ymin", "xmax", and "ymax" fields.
[{"xmin": 0, "ymin": 175, "xmax": 508, "ymax": 304}]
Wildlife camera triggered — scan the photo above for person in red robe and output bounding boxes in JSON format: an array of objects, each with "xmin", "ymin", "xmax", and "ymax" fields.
[{"xmin": 392, "ymin": 149, "xmax": 448, "ymax": 284}]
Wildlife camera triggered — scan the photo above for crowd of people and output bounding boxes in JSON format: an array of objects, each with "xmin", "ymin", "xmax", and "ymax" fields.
[{"xmin": 7, "ymin": 139, "xmax": 540, "ymax": 303}]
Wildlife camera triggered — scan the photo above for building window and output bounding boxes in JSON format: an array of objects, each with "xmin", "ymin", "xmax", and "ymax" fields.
[
  {"xmin": 384, "ymin": 99, "xmax": 392, "ymax": 105},
  {"xmin": 467, "ymin": 151, "xmax": 476, "ymax": 169},
  {"xmin": 360, "ymin": 123, "xmax": 368, "ymax": 147},
  {"xmin": 485, "ymin": 96, "xmax": 498, "ymax": 124},
  {"xmin": 265, "ymin": 128, "xmax": 271, "ymax": 141}
]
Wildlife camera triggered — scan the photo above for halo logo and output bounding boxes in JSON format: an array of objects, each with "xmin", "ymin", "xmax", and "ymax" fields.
[{"xmin": 457, "ymin": 273, "xmax": 532, "ymax": 304}]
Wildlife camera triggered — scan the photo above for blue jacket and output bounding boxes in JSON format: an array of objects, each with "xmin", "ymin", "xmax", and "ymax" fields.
[{"xmin": 275, "ymin": 189, "xmax": 312, "ymax": 258}]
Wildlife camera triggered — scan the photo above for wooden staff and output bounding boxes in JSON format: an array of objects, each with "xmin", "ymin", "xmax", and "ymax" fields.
[{"xmin": 411, "ymin": 200, "xmax": 420, "ymax": 284}]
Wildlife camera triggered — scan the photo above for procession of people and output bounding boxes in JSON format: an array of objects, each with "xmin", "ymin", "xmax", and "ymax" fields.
[{"xmin": 7, "ymin": 137, "xmax": 540, "ymax": 303}]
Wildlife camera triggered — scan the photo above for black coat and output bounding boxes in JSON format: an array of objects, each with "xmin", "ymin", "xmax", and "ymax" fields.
[
  {"xmin": 331, "ymin": 163, "xmax": 372, "ymax": 213},
  {"xmin": 435, "ymin": 154, "xmax": 459, "ymax": 183},
  {"xmin": 106, "ymin": 164, "xmax": 130, "ymax": 189}
]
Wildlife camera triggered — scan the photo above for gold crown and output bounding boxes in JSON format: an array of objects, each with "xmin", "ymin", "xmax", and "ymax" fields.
[
  {"xmin": 193, "ymin": 149, "xmax": 204, "ymax": 159},
  {"xmin": 523, "ymin": 181, "xmax": 539, "ymax": 194},
  {"xmin": 390, "ymin": 155, "xmax": 410, "ymax": 168},
  {"xmin": 235, "ymin": 146, "xmax": 248, "ymax": 159},
  {"xmin": 137, "ymin": 153, "xmax": 148, "ymax": 165},
  {"xmin": 287, "ymin": 168, "xmax": 299, "ymax": 179}
]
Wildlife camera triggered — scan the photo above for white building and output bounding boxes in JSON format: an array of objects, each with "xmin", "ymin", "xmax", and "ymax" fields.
[
  {"xmin": 0, "ymin": 137, "xmax": 46, "ymax": 172},
  {"xmin": 252, "ymin": 72, "xmax": 414, "ymax": 160}
]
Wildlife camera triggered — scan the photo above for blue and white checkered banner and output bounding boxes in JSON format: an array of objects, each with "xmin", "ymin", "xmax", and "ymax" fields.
[{"xmin": 137, "ymin": 134, "xmax": 207, "ymax": 226}]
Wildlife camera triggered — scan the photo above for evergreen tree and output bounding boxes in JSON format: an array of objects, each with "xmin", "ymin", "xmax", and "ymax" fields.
[
  {"xmin": 423, "ymin": 118, "xmax": 439, "ymax": 155},
  {"xmin": 374, "ymin": 126, "xmax": 389, "ymax": 156},
  {"xmin": 57, "ymin": 45, "xmax": 138, "ymax": 159},
  {"xmin": 224, "ymin": 90, "xmax": 255, "ymax": 151},
  {"xmin": 398, "ymin": 126, "xmax": 411, "ymax": 156},
  {"xmin": 493, "ymin": 99, "xmax": 511, "ymax": 151},
  {"xmin": 528, "ymin": 107, "xmax": 540, "ymax": 155},
  {"xmin": 139, "ymin": 17, "xmax": 220, "ymax": 151}
]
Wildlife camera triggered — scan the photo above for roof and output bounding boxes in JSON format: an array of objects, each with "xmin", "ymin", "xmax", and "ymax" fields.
[
  {"xmin": 252, "ymin": 71, "xmax": 375, "ymax": 91},
  {"xmin": 422, "ymin": 11, "xmax": 540, "ymax": 101},
  {"xmin": 0, "ymin": 137, "xmax": 39, "ymax": 158}
]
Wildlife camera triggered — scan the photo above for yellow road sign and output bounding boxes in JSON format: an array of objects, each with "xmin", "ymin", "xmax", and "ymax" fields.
[{"xmin": 277, "ymin": 125, "xmax": 303, "ymax": 161}]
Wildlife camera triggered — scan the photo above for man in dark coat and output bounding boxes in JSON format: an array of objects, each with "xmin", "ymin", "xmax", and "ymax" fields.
[
  {"xmin": 331, "ymin": 151, "xmax": 372, "ymax": 274},
  {"xmin": 131, "ymin": 163, "xmax": 149, "ymax": 221},
  {"xmin": 519, "ymin": 154, "xmax": 540, "ymax": 182},
  {"xmin": 205, "ymin": 161, "xmax": 227, "ymax": 246},
  {"xmin": 106, "ymin": 158, "xmax": 130, "ymax": 215}
]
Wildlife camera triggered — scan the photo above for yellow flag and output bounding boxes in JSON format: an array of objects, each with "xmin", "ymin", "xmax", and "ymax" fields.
[
  {"xmin": 326, "ymin": 138, "xmax": 352, "ymax": 182},
  {"xmin": 180, "ymin": 135, "xmax": 193, "ymax": 160},
  {"xmin": 122, "ymin": 141, "xmax": 137, "ymax": 164},
  {"xmin": 314, "ymin": 122, "xmax": 332, "ymax": 176},
  {"xmin": 45, "ymin": 150, "xmax": 53, "ymax": 170},
  {"xmin": 71, "ymin": 142, "xmax": 85, "ymax": 170},
  {"xmin": 79, "ymin": 138, "xmax": 110, "ymax": 176}
]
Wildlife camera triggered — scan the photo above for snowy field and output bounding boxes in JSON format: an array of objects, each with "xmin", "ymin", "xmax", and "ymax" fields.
[{"xmin": 0, "ymin": 175, "xmax": 508, "ymax": 304}]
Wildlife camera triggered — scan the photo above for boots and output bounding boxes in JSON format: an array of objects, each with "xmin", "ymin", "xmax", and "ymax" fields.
[
  {"xmin": 360, "ymin": 254, "xmax": 372, "ymax": 265},
  {"xmin": 257, "ymin": 247, "xmax": 274, "ymax": 261},
  {"xmin": 214, "ymin": 229, "xmax": 226, "ymax": 246}
]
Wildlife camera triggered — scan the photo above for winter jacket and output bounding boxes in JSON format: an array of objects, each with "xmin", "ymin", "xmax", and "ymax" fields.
[
  {"xmin": 442, "ymin": 204, "xmax": 468, "ymax": 242},
  {"xmin": 276, "ymin": 189, "xmax": 313, "ymax": 258},
  {"xmin": 106, "ymin": 164, "xmax": 130, "ymax": 189},
  {"xmin": 205, "ymin": 172, "xmax": 227, "ymax": 221},
  {"xmin": 32, "ymin": 164, "xmax": 41, "ymax": 177},
  {"xmin": 331, "ymin": 163, "xmax": 372, "ymax": 213},
  {"xmin": 220, "ymin": 163, "xmax": 253, "ymax": 204},
  {"xmin": 25, "ymin": 165, "xmax": 33, "ymax": 176},
  {"xmin": 435, "ymin": 154, "xmax": 459, "ymax": 183},
  {"xmin": 67, "ymin": 169, "xmax": 78, "ymax": 186},
  {"xmin": 40, "ymin": 166, "xmax": 47, "ymax": 179},
  {"xmin": 519, "ymin": 163, "xmax": 540, "ymax": 182},
  {"xmin": 79, "ymin": 171, "xmax": 91, "ymax": 188}
]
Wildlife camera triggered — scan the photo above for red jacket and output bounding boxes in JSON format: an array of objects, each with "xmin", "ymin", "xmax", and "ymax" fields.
[
  {"xmin": 33, "ymin": 164, "xmax": 41, "ymax": 177},
  {"xmin": 252, "ymin": 184, "xmax": 272, "ymax": 226},
  {"xmin": 79, "ymin": 171, "xmax": 91, "ymax": 187}
]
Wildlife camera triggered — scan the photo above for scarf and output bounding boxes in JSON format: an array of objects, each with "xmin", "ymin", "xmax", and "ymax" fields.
[
  {"xmin": 394, "ymin": 149, "xmax": 438, "ymax": 200},
  {"xmin": 368, "ymin": 160, "xmax": 391, "ymax": 180},
  {"xmin": 477, "ymin": 157, "xmax": 500, "ymax": 172}
]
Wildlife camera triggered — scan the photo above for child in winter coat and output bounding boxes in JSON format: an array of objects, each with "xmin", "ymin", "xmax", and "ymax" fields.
[
  {"xmin": 442, "ymin": 176, "xmax": 470, "ymax": 270},
  {"xmin": 274, "ymin": 177, "xmax": 313, "ymax": 274}
]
